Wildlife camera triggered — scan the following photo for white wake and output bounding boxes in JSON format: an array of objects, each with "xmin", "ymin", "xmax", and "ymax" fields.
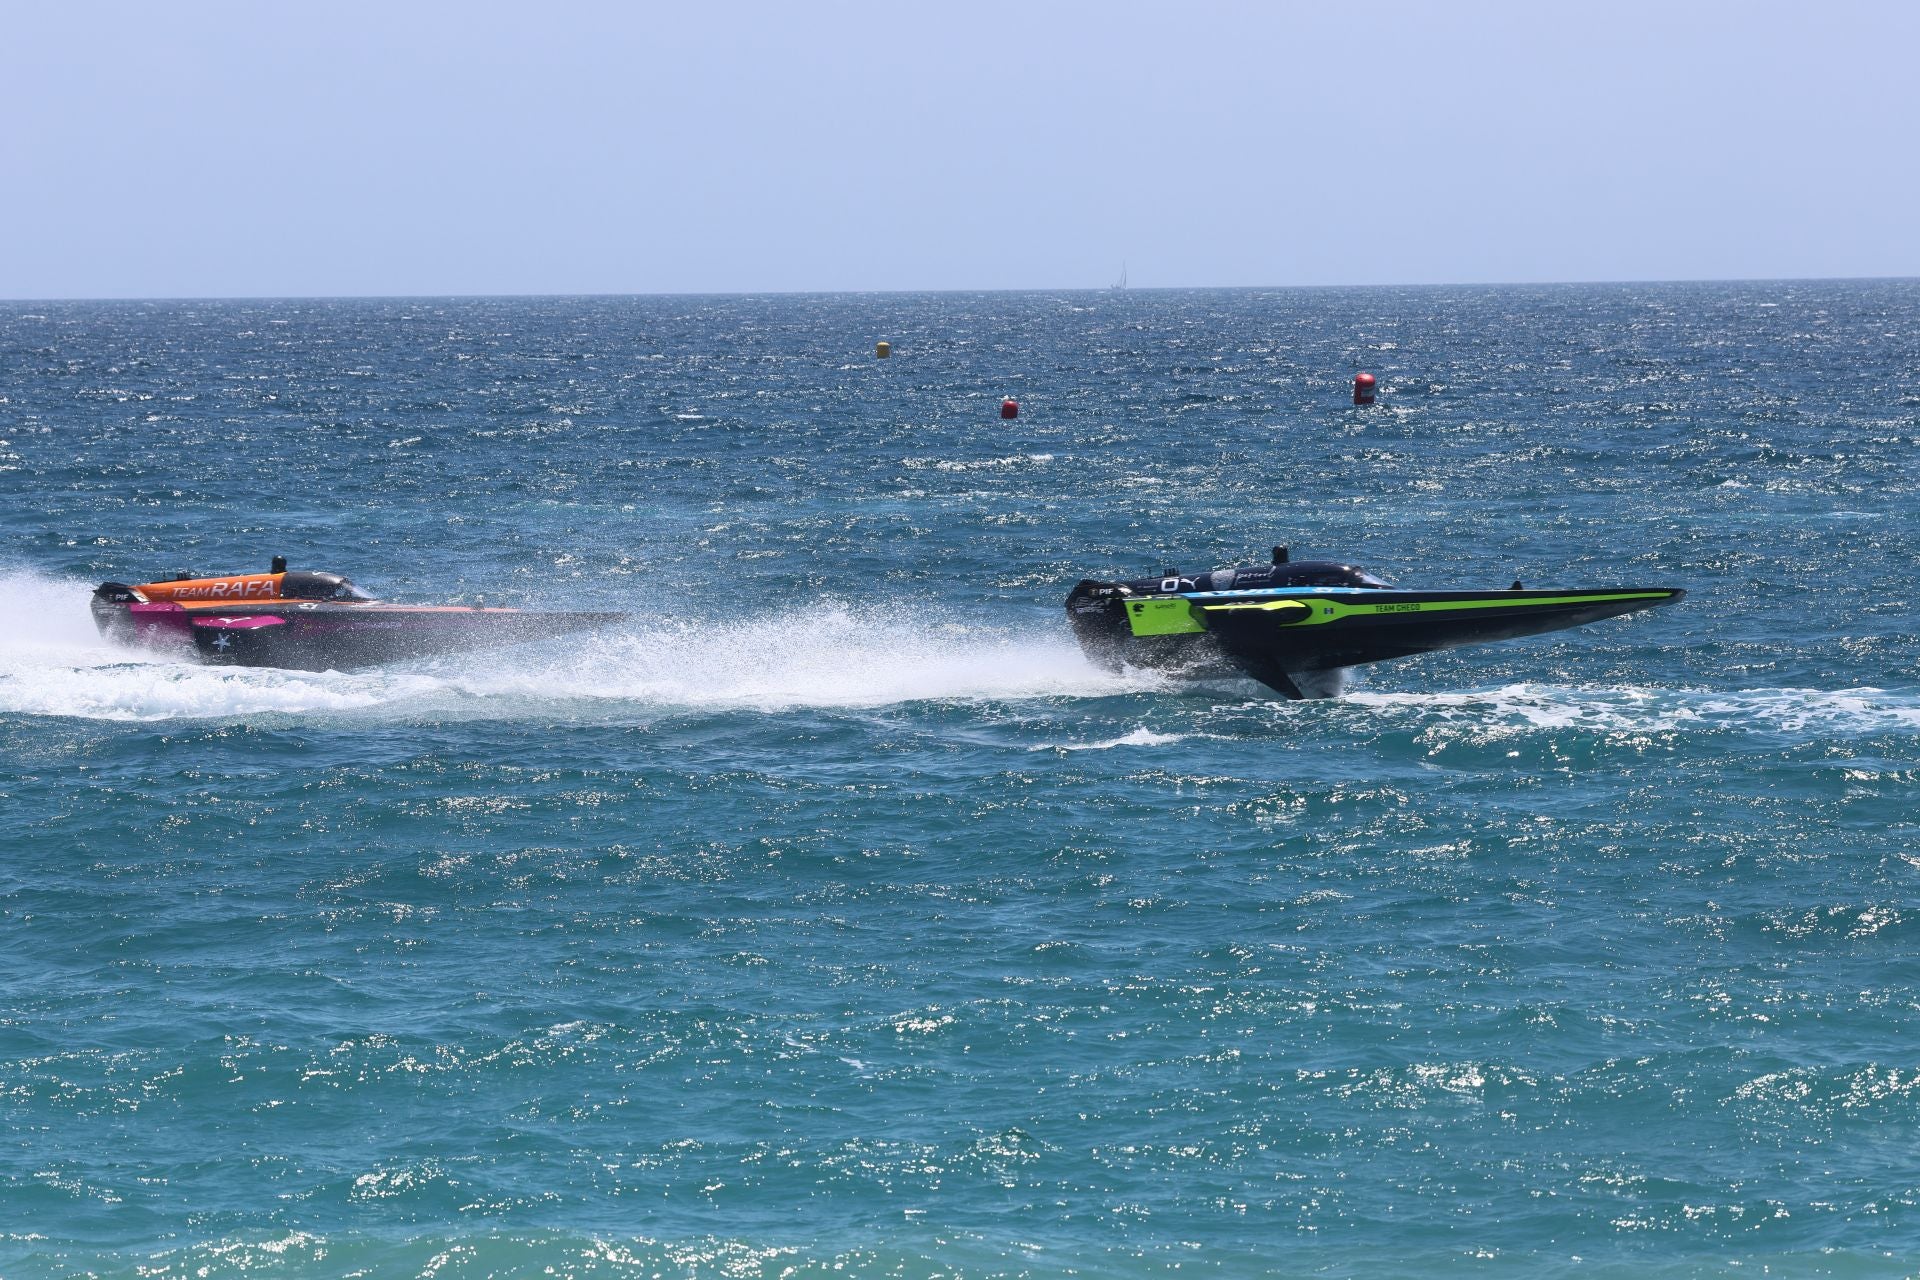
[{"xmin": 0, "ymin": 571, "xmax": 1150, "ymax": 722}]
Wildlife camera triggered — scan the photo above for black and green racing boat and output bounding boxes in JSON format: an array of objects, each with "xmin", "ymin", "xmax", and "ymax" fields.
[{"xmin": 1065, "ymin": 547, "xmax": 1683, "ymax": 699}]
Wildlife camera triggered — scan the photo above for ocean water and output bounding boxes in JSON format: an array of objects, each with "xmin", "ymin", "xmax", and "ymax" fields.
[{"xmin": 2, "ymin": 283, "xmax": 1918, "ymax": 1278}]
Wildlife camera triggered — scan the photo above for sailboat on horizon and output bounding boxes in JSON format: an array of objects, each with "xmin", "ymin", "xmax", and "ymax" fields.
[{"xmin": 1110, "ymin": 262, "xmax": 1128, "ymax": 291}]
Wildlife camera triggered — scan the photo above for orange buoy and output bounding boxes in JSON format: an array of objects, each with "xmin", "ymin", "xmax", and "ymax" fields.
[
  {"xmin": 876, "ymin": 341, "xmax": 891, "ymax": 359},
  {"xmin": 1353, "ymin": 372, "xmax": 1377, "ymax": 406},
  {"xmin": 1000, "ymin": 397, "xmax": 1019, "ymax": 420}
]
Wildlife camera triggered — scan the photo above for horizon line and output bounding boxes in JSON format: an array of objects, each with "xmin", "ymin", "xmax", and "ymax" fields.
[{"xmin": 2, "ymin": 274, "xmax": 1915, "ymax": 306}]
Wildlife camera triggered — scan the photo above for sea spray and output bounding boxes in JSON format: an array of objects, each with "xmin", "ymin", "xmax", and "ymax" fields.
[{"xmin": 0, "ymin": 584, "xmax": 1156, "ymax": 722}]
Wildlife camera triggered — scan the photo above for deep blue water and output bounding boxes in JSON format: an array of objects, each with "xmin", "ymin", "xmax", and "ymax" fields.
[{"xmin": 2, "ymin": 283, "xmax": 1919, "ymax": 1278}]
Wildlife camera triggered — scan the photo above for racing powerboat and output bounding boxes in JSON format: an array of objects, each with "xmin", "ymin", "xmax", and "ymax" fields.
[
  {"xmin": 91, "ymin": 559, "xmax": 624, "ymax": 670},
  {"xmin": 1066, "ymin": 546, "xmax": 1683, "ymax": 699}
]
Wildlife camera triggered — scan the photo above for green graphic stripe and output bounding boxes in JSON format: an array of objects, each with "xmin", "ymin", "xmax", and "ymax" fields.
[{"xmin": 1202, "ymin": 591, "xmax": 1673, "ymax": 628}]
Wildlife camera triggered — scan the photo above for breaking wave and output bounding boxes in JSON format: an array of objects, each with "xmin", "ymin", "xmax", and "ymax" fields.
[{"xmin": 1035, "ymin": 726, "xmax": 1191, "ymax": 752}]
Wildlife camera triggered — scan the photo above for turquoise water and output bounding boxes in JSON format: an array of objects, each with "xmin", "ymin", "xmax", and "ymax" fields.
[{"xmin": 3, "ymin": 284, "xmax": 1919, "ymax": 1277}]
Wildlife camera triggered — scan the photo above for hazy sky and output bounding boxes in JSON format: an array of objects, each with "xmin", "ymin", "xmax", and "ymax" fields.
[{"xmin": 4, "ymin": 0, "xmax": 1915, "ymax": 298}]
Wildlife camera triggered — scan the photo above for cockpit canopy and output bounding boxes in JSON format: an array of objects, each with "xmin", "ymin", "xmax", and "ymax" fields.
[
  {"xmin": 1120, "ymin": 560, "xmax": 1394, "ymax": 595},
  {"xmin": 1223, "ymin": 561, "xmax": 1394, "ymax": 591},
  {"xmin": 280, "ymin": 570, "xmax": 376, "ymax": 602}
]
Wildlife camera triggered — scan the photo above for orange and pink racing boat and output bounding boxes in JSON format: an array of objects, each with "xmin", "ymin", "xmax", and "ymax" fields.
[{"xmin": 91, "ymin": 558, "xmax": 624, "ymax": 671}]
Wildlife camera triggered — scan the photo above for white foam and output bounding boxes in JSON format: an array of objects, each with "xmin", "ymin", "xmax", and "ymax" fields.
[
  {"xmin": 0, "ymin": 661, "xmax": 434, "ymax": 722},
  {"xmin": 1342, "ymin": 683, "xmax": 1920, "ymax": 737},
  {"xmin": 1038, "ymin": 726, "xmax": 1188, "ymax": 752}
]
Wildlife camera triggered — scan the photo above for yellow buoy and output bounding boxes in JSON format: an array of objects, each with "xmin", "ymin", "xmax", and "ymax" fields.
[{"xmin": 875, "ymin": 341, "xmax": 891, "ymax": 359}]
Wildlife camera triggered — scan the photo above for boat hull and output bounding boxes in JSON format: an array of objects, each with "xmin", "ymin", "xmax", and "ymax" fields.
[{"xmin": 94, "ymin": 598, "xmax": 625, "ymax": 671}]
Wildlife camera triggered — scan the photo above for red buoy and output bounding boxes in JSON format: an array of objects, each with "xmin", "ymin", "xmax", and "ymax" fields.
[
  {"xmin": 1353, "ymin": 372, "xmax": 1377, "ymax": 406},
  {"xmin": 1000, "ymin": 397, "xmax": 1019, "ymax": 420}
]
